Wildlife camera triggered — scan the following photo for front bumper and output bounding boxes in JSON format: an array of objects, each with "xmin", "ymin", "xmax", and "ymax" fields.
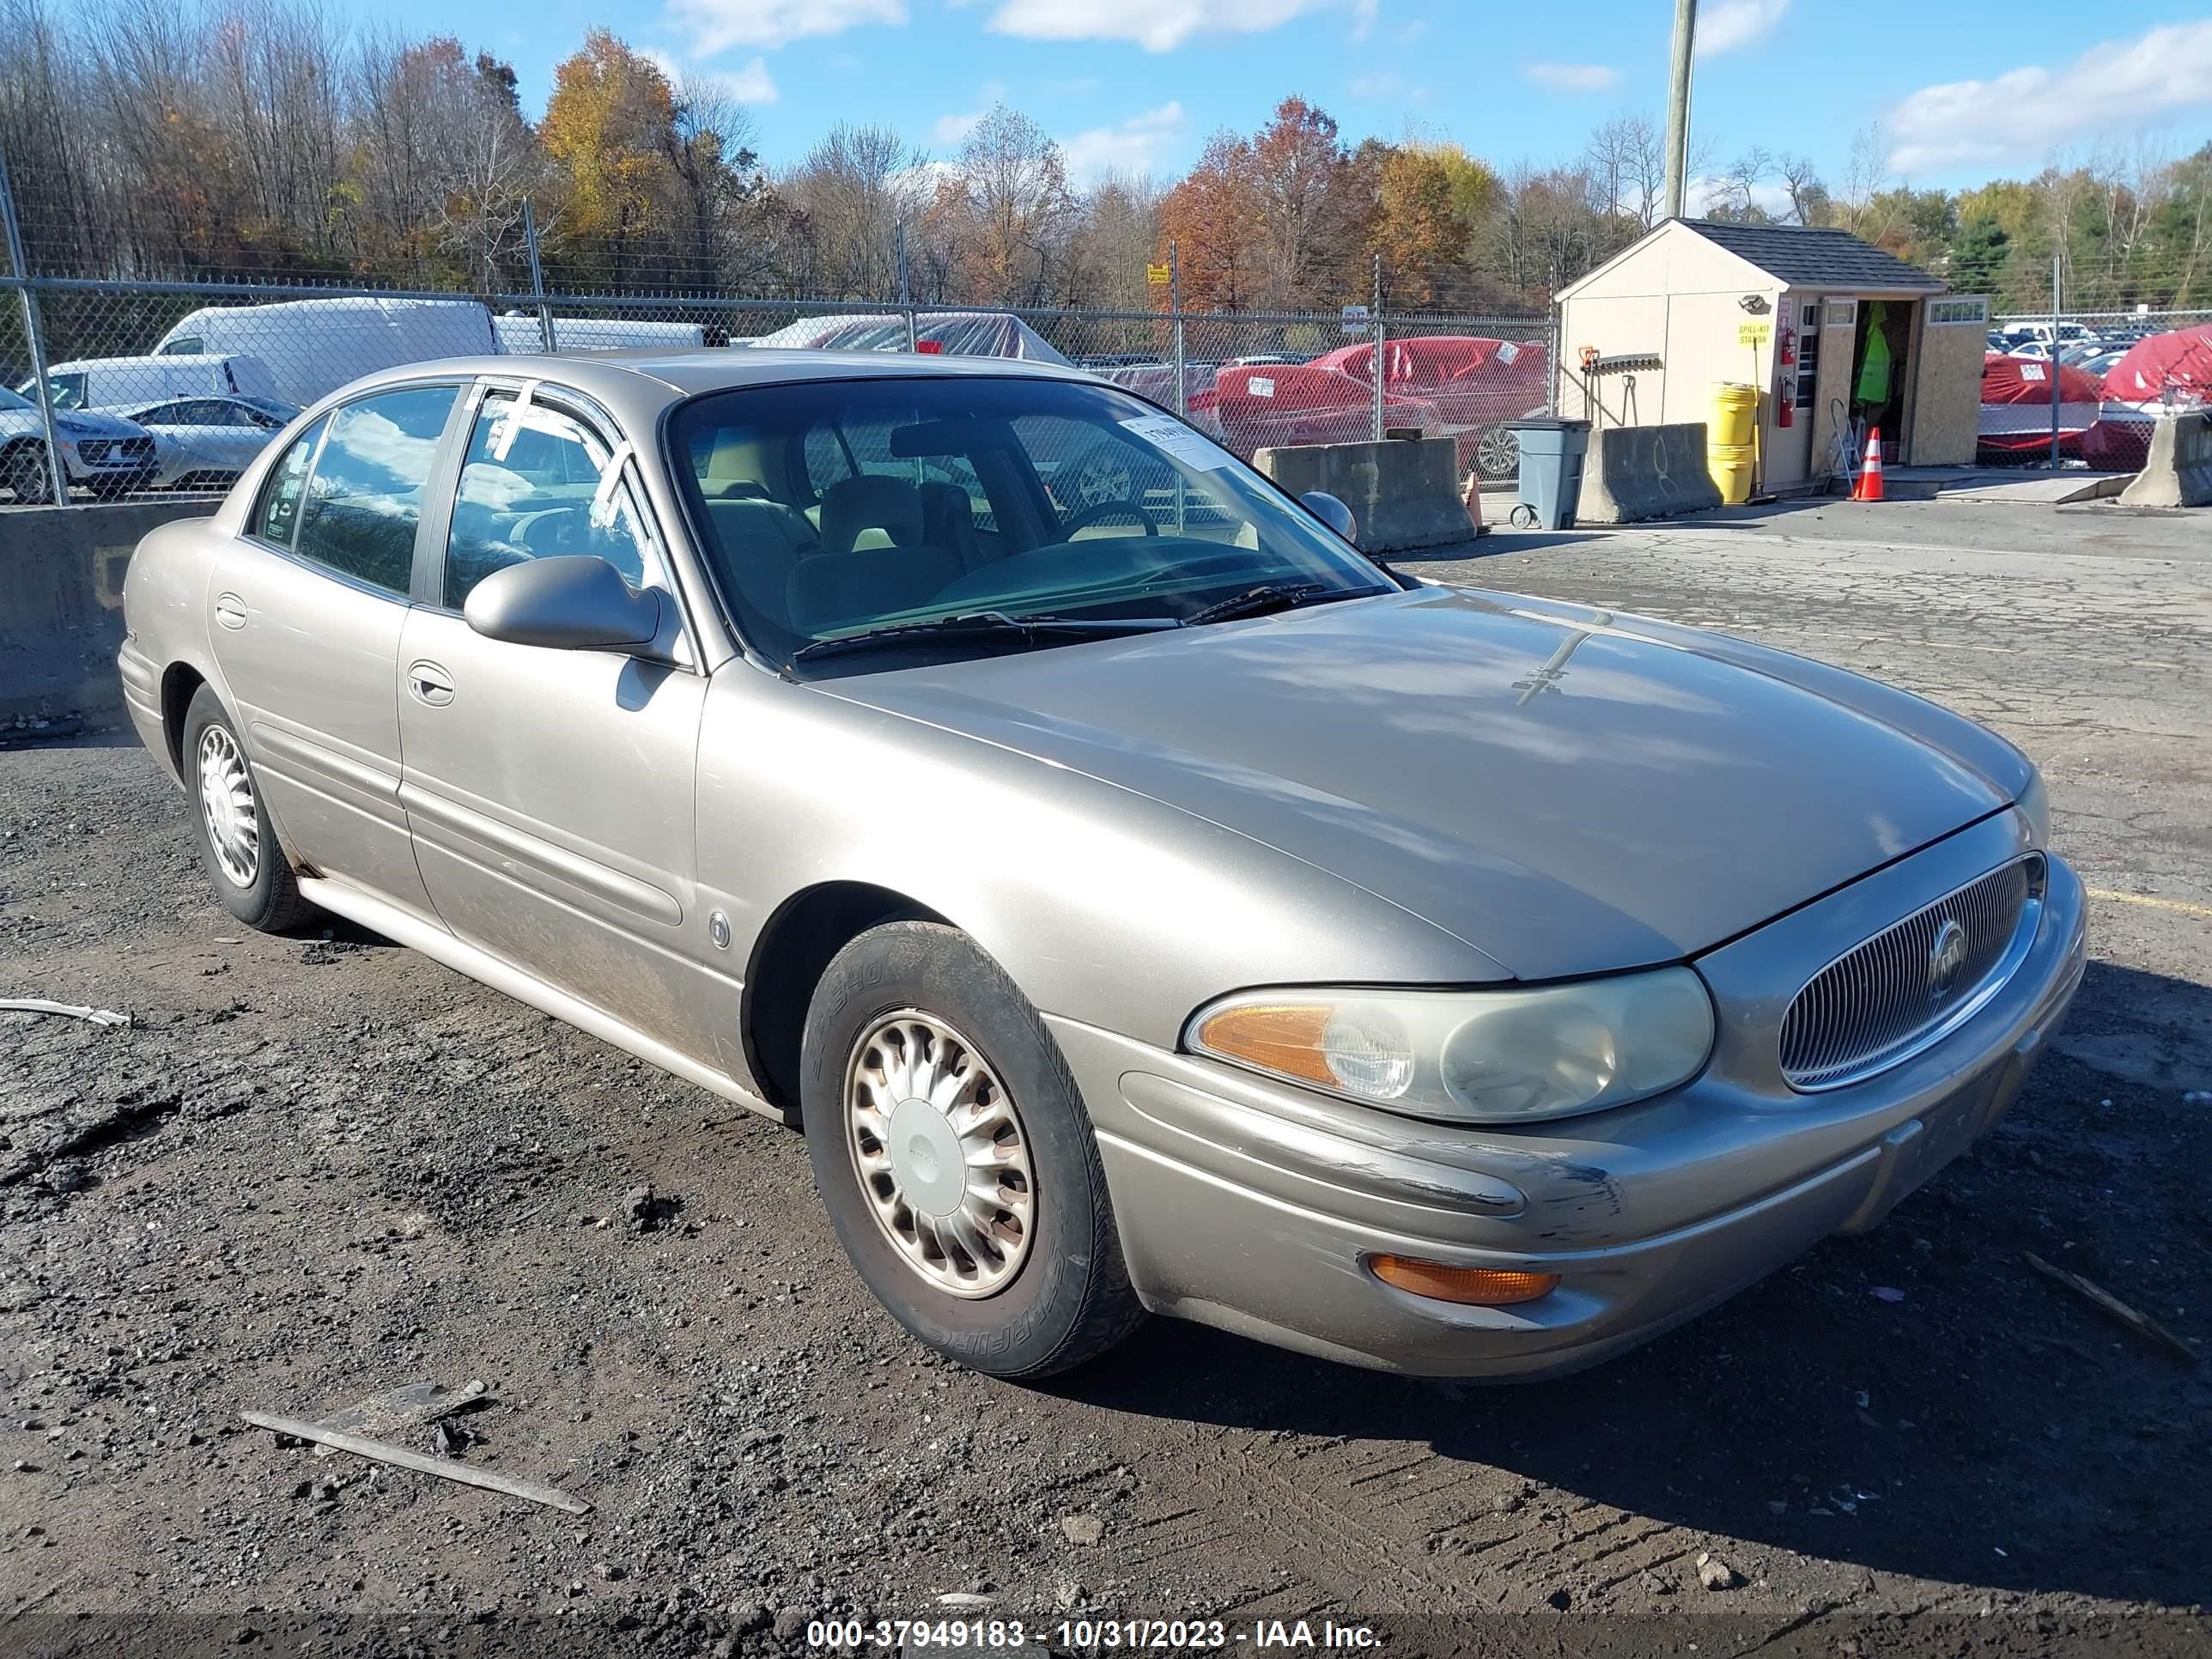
[{"xmin": 1059, "ymin": 817, "xmax": 2087, "ymax": 1378}]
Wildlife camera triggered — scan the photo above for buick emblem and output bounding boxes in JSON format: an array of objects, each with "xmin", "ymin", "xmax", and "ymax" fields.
[{"xmin": 1928, "ymin": 918, "xmax": 1968, "ymax": 1000}]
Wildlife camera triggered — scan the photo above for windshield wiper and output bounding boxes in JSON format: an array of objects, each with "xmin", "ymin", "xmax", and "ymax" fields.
[
  {"xmin": 1179, "ymin": 581, "xmax": 1359, "ymax": 629},
  {"xmin": 790, "ymin": 611, "xmax": 1176, "ymax": 665}
]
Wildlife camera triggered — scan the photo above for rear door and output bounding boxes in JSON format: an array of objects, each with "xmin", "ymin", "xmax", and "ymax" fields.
[
  {"xmin": 395, "ymin": 381, "xmax": 721, "ymax": 1064},
  {"xmin": 208, "ymin": 381, "xmax": 465, "ymax": 919}
]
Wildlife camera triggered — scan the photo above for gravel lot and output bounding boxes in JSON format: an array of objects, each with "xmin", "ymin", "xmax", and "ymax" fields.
[{"xmin": 3, "ymin": 495, "xmax": 2208, "ymax": 1657}]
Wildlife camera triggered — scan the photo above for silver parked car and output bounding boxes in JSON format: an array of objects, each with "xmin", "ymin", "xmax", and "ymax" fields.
[
  {"xmin": 118, "ymin": 351, "xmax": 2086, "ymax": 1380},
  {"xmin": 1, "ymin": 386, "xmax": 158, "ymax": 501},
  {"xmin": 110, "ymin": 395, "xmax": 301, "ymax": 490}
]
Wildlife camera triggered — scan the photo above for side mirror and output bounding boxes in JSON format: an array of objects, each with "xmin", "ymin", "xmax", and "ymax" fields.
[
  {"xmin": 1300, "ymin": 489, "xmax": 1358, "ymax": 544},
  {"xmin": 465, "ymin": 555, "xmax": 663, "ymax": 652}
]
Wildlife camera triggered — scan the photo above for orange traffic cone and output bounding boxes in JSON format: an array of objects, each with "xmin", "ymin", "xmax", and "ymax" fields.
[
  {"xmin": 1851, "ymin": 428, "xmax": 1884, "ymax": 501},
  {"xmin": 1462, "ymin": 470, "xmax": 1490, "ymax": 536}
]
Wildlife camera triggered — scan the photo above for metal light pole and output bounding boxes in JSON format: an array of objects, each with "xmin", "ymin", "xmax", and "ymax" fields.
[
  {"xmin": 522, "ymin": 198, "xmax": 555, "ymax": 355},
  {"xmin": 1662, "ymin": 0, "xmax": 1698, "ymax": 221}
]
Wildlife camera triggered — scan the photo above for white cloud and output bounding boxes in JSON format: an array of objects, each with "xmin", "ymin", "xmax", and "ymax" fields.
[
  {"xmin": 639, "ymin": 46, "xmax": 779, "ymax": 103},
  {"xmin": 1689, "ymin": 177, "xmax": 1795, "ymax": 218},
  {"xmin": 1349, "ymin": 0, "xmax": 1376, "ymax": 42},
  {"xmin": 1524, "ymin": 62, "xmax": 1623, "ymax": 94},
  {"xmin": 1347, "ymin": 70, "xmax": 1427, "ymax": 104},
  {"xmin": 986, "ymin": 0, "xmax": 1334, "ymax": 53},
  {"xmin": 1887, "ymin": 21, "xmax": 2212, "ymax": 175},
  {"xmin": 1695, "ymin": 0, "xmax": 1789, "ymax": 57},
  {"xmin": 1060, "ymin": 102, "xmax": 1186, "ymax": 184},
  {"xmin": 933, "ymin": 110, "xmax": 985, "ymax": 146},
  {"xmin": 665, "ymin": 0, "xmax": 905, "ymax": 57}
]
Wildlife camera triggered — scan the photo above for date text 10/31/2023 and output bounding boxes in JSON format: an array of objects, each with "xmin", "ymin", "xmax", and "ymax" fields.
[{"xmin": 805, "ymin": 1618, "xmax": 1384, "ymax": 1650}]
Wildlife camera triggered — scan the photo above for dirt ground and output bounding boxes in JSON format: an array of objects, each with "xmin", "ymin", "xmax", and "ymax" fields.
[{"xmin": 3, "ymin": 496, "xmax": 2208, "ymax": 1658}]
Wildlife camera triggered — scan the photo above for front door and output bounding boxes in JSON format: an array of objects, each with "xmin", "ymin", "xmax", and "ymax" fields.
[
  {"xmin": 396, "ymin": 384, "xmax": 720, "ymax": 1065},
  {"xmin": 208, "ymin": 383, "xmax": 465, "ymax": 918}
]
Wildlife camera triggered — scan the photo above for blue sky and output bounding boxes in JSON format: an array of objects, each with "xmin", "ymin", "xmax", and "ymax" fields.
[{"xmin": 385, "ymin": 0, "xmax": 2212, "ymax": 194}]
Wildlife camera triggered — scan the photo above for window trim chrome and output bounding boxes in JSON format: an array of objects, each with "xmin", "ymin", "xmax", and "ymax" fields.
[{"xmin": 1781, "ymin": 855, "xmax": 2044, "ymax": 1093}]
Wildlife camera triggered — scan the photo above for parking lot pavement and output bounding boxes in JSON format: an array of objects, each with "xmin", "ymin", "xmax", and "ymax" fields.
[{"xmin": 3, "ymin": 496, "xmax": 2208, "ymax": 1656}]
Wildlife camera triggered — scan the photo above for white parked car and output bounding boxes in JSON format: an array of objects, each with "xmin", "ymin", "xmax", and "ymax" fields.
[
  {"xmin": 23, "ymin": 352, "xmax": 281, "ymax": 412},
  {"xmin": 0, "ymin": 386, "xmax": 157, "ymax": 501},
  {"xmin": 108, "ymin": 394, "xmax": 300, "ymax": 490}
]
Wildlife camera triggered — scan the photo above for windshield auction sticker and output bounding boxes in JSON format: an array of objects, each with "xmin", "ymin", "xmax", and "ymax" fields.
[{"xmin": 1120, "ymin": 413, "xmax": 1231, "ymax": 471}]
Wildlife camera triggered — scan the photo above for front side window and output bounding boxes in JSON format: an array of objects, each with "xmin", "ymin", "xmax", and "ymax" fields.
[
  {"xmin": 670, "ymin": 375, "xmax": 1390, "ymax": 665},
  {"xmin": 252, "ymin": 416, "xmax": 327, "ymax": 547},
  {"xmin": 443, "ymin": 390, "xmax": 664, "ymax": 611},
  {"xmin": 292, "ymin": 385, "xmax": 459, "ymax": 598}
]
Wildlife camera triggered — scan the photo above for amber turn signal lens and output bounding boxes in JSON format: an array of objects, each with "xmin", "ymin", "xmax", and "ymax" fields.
[
  {"xmin": 1368, "ymin": 1255, "xmax": 1560, "ymax": 1306},
  {"xmin": 1192, "ymin": 1003, "xmax": 1337, "ymax": 1088}
]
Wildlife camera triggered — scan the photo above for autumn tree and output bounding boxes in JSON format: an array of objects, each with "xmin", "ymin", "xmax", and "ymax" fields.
[
  {"xmin": 1158, "ymin": 131, "xmax": 1260, "ymax": 309},
  {"xmin": 539, "ymin": 30, "xmax": 684, "ymax": 283}
]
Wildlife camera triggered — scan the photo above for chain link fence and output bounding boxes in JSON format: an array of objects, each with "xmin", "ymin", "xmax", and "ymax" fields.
[
  {"xmin": 0, "ymin": 167, "xmax": 1559, "ymax": 507},
  {"xmin": 1983, "ymin": 307, "xmax": 2212, "ymax": 471}
]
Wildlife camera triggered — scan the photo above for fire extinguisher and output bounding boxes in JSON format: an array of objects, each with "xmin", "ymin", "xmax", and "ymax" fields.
[{"xmin": 1775, "ymin": 318, "xmax": 1796, "ymax": 429}]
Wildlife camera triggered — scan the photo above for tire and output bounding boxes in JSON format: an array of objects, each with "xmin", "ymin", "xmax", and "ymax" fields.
[
  {"xmin": 3, "ymin": 442, "xmax": 53, "ymax": 504},
  {"xmin": 800, "ymin": 921, "xmax": 1145, "ymax": 1378},
  {"xmin": 179, "ymin": 685, "xmax": 316, "ymax": 933},
  {"xmin": 1473, "ymin": 423, "xmax": 1521, "ymax": 483}
]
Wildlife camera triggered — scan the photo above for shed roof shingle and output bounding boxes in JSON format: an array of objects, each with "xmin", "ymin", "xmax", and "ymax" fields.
[{"xmin": 1681, "ymin": 221, "xmax": 1944, "ymax": 292}]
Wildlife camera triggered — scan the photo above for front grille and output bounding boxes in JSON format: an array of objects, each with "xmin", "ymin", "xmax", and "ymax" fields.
[
  {"xmin": 1779, "ymin": 855, "xmax": 2040, "ymax": 1091},
  {"xmin": 78, "ymin": 437, "xmax": 153, "ymax": 465}
]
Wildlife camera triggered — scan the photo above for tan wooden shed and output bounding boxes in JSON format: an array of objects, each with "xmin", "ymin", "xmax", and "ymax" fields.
[{"xmin": 1555, "ymin": 220, "xmax": 1989, "ymax": 491}]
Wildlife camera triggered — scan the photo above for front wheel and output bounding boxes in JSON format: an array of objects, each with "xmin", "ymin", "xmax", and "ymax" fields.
[
  {"xmin": 180, "ymin": 686, "xmax": 317, "ymax": 933},
  {"xmin": 3, "ymin": 443, "xmax": 54, "ymax": 503},
  {"xmin": 801, "ymin": 921, "xmax": 1145, "ymax": 1377}
]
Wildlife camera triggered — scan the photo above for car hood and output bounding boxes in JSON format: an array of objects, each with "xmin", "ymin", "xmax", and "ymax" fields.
[
  {"xmin": 819, "ymin": 586, "xmax": 2025, "ymax": 980},
  {"xmin": 55, "ymin": 410, "xmax": 148, "ymax": 439}
]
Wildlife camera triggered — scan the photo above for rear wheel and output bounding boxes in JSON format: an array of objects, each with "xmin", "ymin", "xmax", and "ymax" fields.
[
  {"xmin": 180, "ymin": 686, "xmax": 316, "ymax": 933},
  {"xmin": 801, "ymin": 921, "xmax": 1145, "ymax": 1377},
  {"xmin": 1473, "ymin": 424, "xmax": 1521, "ymax": 482}
]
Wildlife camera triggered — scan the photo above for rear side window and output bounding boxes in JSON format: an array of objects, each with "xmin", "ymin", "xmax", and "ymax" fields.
[
  {"xmin": 252, "ymin": 416, "xmax": 327, "ymax": 547},
  {"xmin": 292, "ymin": 386, "xmax": 459, "ymax": 597}
]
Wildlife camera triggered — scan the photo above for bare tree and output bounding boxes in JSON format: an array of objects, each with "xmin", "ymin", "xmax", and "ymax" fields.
[
  {"xmin": 1778, "ymin": 153, "xmax": 1828, "ymax": 226},
  {"xmin": 779, "ymin": 123, "xmax": 927, "ymax": 300}
]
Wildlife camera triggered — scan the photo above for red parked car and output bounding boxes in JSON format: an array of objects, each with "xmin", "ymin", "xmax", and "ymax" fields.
[{"xmin": 1310, "ymin": 336, "xmax": 1553, "ymax": 478}]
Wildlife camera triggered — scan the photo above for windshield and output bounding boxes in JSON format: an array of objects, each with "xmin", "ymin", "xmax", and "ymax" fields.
[
  {"xmin": 0, "ymin": 386, "xmax": 31, "ymax": 414},
  {"xmin": 671, "ymin": 375, "xmax": 1390, "ymax": 667},
  {"xmin": 44, "ymin": 373, "xmax": 88, "ymax": 410}
]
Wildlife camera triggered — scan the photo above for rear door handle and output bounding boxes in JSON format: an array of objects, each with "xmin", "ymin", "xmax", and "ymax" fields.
[
  {"xmin": 406, "ymin": 659, "xmax": 455, "ymax": 707},
  {"xmin": 214, "ymin": 592, "xmax": 247, "ymax": 630}
]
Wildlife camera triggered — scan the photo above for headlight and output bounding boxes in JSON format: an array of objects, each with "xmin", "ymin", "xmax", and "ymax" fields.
[
  {"xmin": 2016, "ymin": 770, "xmax": 2050, "ymax": 847},
  {"xmin": 1184, "ymin": 969, "xmax": 1715, "ymax": 1124}
]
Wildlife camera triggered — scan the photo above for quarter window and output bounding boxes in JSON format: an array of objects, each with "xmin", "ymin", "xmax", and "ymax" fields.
[
  {"xmin": 443, "ymin": 390, "xmax": 665, "ymax": 610},
  {"xmin": 292, "ymin": 385, "xmax": 459, "ymax": 598},
  {"xmin": 252, "ymin": 416, "xmax": 327, "ymax": 548}
]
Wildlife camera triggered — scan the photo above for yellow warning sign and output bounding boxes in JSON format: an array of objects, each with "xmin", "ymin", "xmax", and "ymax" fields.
[
  {"xmin": 1146, "ymin": 264, "xmax": 1171, "ymax": 285},
  {"xmin": 1737, "ymin": 320, "xmax": 1772, "ymax": 346}
]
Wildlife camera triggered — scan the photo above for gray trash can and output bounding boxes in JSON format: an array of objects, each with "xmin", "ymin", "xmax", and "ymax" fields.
[{"xmin": 1504, "ymin": 417, "xmax": 1591, "ymax": 531}]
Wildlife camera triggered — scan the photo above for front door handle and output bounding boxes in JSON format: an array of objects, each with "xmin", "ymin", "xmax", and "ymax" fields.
[
  {"xmin": 214, "ymin": 592, "xmax": 247, "ymax": 630},
  {"xmin": 406, "ymin": 659, "xmax": 454, "ymax": 707}
]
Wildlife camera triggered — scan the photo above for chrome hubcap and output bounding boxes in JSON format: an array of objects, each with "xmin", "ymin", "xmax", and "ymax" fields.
[
  {"xmin": 845, "ymin": 1010, "xmax": 1035, "ymax": 1299},
  {"xmin": 196, "ymin": 725, "xmax": 259, "ymax": 888},
  {"xmin": 1476, "ymin": 428, "xmax": 1519, "ymax": 478}
]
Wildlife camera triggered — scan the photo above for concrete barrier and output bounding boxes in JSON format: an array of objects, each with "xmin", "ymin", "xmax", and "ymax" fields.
[
  {"xmin": 2118, "ymin": 411, "xmax": 2212, "ymax": 508},
  {"xmin": 1253, "ymin": 436, "xmax": 1474, "ymax": 553},
  {"xmin": 1575, "ymin": 422, "xmax": 1725, "ymax": 525},
  {"xmin": 0, "ymin": 501, "xmax": 213, "ymax": 732}
]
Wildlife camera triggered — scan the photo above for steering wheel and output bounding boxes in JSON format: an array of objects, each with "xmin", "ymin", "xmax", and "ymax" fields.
[{"xmin": 1057, "ymin": 500, "xmax": 1158, "ymax": 539}]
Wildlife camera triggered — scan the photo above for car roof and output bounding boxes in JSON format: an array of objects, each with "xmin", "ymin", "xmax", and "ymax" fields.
[{"xmin": 319, "ymin": 348, "xmax": 1105, "ymax": 431}]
